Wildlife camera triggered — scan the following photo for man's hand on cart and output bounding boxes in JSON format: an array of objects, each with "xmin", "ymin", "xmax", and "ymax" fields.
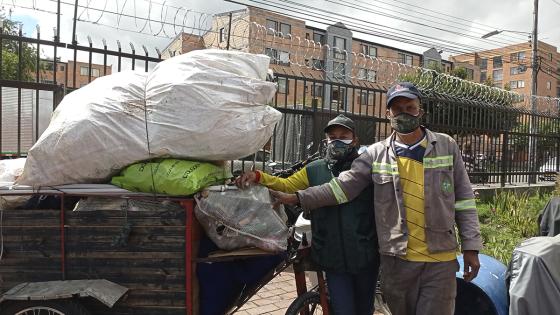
[
  {"xmin": 270, "ymin": 189, "xmax": 299, "ymax": 207},
  {"xmin": 234, "ymin": 171, "xmax": 259, "ymax": 188}
]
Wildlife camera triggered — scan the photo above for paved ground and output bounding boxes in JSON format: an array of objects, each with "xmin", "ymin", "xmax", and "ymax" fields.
[{"xmin": 236, "ymin": 270, "xmax": 385, "ymax": 315}]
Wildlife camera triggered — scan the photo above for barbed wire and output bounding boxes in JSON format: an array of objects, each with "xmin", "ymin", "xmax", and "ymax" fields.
[{"xmin": 4, "ymin": 0, "xmax": 560, "ymax": 113}]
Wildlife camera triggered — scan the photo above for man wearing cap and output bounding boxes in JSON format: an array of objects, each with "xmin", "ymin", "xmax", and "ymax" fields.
[
  {"xmin": 272, "ymin": 82, "xmax": 482, "ymax": 315},
  {"xmin": 236, "ymin": 115, "xmax": 379, "ymax": 315}
]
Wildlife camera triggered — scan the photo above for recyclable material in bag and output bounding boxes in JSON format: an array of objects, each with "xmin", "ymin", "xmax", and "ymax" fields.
[
  {"xmin": 195, "ymin": 186, "xmax": 288, "ymax": 252},
  {"xmin": 18, "ymin": 49, "xmax": 280, "ymax": 186},
  {"xmin": 0, "ymin": 158, "xmax": 30, "ymax": 209},
  {"xmin": 111, "ymin": 159, "xmax": 231, "ymax": 196}
]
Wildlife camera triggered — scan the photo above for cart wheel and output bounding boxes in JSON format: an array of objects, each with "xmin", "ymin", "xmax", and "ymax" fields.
[
  {"xmin": 0, "ymin": 299, "xmax": 91, "ymax": 315},
  {"xmin": 285, "ymin": 291, "xmax": 326, "ymax": 315}
]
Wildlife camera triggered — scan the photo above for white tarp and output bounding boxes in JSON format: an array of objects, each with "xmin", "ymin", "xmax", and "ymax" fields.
[{"xmin": 18, "ymin": 49, "xmax": 280, "ymax": 186}]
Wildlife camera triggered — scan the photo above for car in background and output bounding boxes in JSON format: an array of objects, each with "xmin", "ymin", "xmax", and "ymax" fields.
[{"xmin": 539, "ymin": 157, "xmax": 559, "ymax": 181}]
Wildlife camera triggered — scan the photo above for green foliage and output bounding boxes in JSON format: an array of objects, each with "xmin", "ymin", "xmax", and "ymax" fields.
[
  {"xmin": 478, "ymin": 191, "xmax": 549, "ymax": 264},
  {"xmin": 1, "ymin": 13, "xmax": 37, "ymax": 81},
  {"xmin": 451, "ymin": 67, "xmax": 468, "ymax": 79},
  {"xmin": 510, "ymin": 120, "xmax": 560, "ymax": 159}
]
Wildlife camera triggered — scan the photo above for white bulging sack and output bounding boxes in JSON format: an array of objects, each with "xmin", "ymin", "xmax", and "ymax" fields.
[{"xmin": 18, "ymin": 50, "xmax": 279, "ymax": 186}]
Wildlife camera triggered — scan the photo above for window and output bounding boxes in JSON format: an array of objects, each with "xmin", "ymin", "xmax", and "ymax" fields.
[
  {"xmin": 280, "ymin": 23, "xmax": 291, "ymax": 36},
  {"xmin": 480, "ymin": 71, "xmax": 487, "ymax": 82},
  {"xmin": 333, "ymin": 36, "xmax": 346, "ymax": 49},
  {"xmin": 40, "ymin": 79, "xmax": 54, "ymax": 84},
  {"xmin": 492, "ymin": 69, "xmax": 503, "ymax": 81},
  {"xmin": 360, "ymin": 44, "xmax": 377, "ymax": 57},
  {"xmin": 548, "ymin": 53, "xmax": 553, "ymax": 61},
  {"xmin": 493, "ymin": 82, "xmax": 502, "ymax": 88},
  {"xmin": 305, "ymin": 33, "xmax": 310, "ymax": 40},
  {"xmin": 265, "ymin": 48, "xmax": 278, "ymax": 63},
  {"xmin": 331, "ymin": 87, "xmax": 346, "ymax": 108},
  {"xmin": 333, "ymin": 61, "xmax": 345, "ymax": 78},
  {"xmin": 266, "ymin": 19, "xmax": 278, "ymax": 33},
  {"xmin": 493, "ymin": 56, "xmax": 503, "ymax": 68},
  {"xmin": 466, "ymin": 68, "xmax": 474, "ymax": 80},
  {"xmin": 333, "ymin": 36, "xmax": 347, "ymax": 59},
  {"xmin": 398, "ymin": 53, "xmax": 413, "ymax": 66},
  {"xmin": 547, "ymin": 81, "xmax": 552, "ymax": 90},
  {"xmin": 59, "ymin": 65, "xmax": 65, "ymax": 71},
  {"xmin": 358, "ymin": 68, "xmax": 376, "ymax": 82},
  {"xmin": 479, "ymin": 58, "xmax": 487, "ymax": 70},
  {"xmin": 219, "ymin": 28, "xmax": 225, "ymax": 43},
  {"xmin": 313, "ymin": 32, "xmax": 325, "ymax": 44},
  {"xmin": 509, "ymin": 80, "xmax": 525, "ymax": 89},
  {"xmin": 312, "ymin": 84, "xmax": 323, "ymax": 97},
  {"xmin": 91, "ymin": 68, "xmax": 100, "ymax": 77},
  {"xmin": 278, "ymin": 51, "xmax": 290, "ymax": 66},
  {"xmin": 510, "ymin": 51, "xmax": 526, "ymax": 62},
  {"xmin": 359, "ymin": 91, "xmax": 374, "ymax": 106},
  {"xmin": 80, "ymin": 66, "xmax": 89, "ymax": 76},
  {"xmin": 311, "ymin": 59, "xmax": 325, "ymax": 70},
  {"xmin": 277, "ymin": 77, "xmax": 288, "ymax": 94},
  {"xmin": 510, "ymin": 66, "xmax": 526, "ymax": 75}
]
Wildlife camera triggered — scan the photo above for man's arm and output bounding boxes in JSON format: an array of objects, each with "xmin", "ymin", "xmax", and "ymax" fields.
[
  {"xmin": 259, "ymin": 168, "xmax": 309, "ymax": 193},
  {"xmin": 235, "ymin": 168, "xmax": 309, "ymax": 193},
  {"xmin": 297, "ymin": 150, "xmax": 374, "ymax": 211},
  {"xmin": 451, "ymin": 138, "xmax": 482, "ymax": 281}
]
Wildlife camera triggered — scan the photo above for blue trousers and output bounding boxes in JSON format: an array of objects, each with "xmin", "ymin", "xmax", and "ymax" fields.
[{"xmin": 326, "ymin": 263, "xmax": 380, "ymax": 315}]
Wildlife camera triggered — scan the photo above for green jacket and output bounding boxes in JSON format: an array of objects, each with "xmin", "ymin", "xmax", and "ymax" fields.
[{"xmin": 305, "ymin": 159, "xmax": 378, "ymax": 274}]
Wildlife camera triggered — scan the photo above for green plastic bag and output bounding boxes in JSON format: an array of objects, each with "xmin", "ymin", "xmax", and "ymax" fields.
[{"xmin": 111, "ymin": 159, "xmax": 231, "ymax": 196}]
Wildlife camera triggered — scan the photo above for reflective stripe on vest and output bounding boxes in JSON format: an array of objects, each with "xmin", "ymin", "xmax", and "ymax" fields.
[
  {"xmin": 329, "ymin": 178, "xmax": 349, "ymax": 204},
  {"xmin": 372, "ymin": 162, "xmax": 398, "ymax": 175},
  {"xmin": 424, "ymin": 155, "xmax": 453, "ymax": 169},
  {"xmin": 455, "ymin": 199, "xmax": 476, "ymax": 211}
]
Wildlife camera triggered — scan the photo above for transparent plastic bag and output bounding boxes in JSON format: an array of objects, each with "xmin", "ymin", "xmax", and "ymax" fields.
[{"xmin": 195, "ymin": 186, "xmax": 288, "ymax": 252}]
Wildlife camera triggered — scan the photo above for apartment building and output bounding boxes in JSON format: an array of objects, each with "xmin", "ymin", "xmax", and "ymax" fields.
[
  {"xmin": 161, "ymin": 7, "xmax": 445, "ymax": 115},
  {"xmin": 451, "ymin": 41, "xmax": 560, "ymax": 107},
  {"xmin": 39, "ymin": 59, "xmax": 112, "ymax": 89}
]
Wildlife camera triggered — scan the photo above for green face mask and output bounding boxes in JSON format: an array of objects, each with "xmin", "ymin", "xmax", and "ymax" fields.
[{"xmin": 390, "ymin": 112, "xmax": 422, "ymax": 134}]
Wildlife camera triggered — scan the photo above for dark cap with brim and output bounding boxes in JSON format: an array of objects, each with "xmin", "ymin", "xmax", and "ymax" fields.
[
  {"xmin": 324, "ymin": 114, "xmax": 355, "ymax": 133},
  {"xmin": 387, "ymin": 82, "xmax": 422, "ymax": 108}
]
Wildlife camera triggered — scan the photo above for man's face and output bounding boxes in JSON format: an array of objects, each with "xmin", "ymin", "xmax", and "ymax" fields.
[
  {"xmin": 325, "ymin": 125, "xmax": 355, "ymax": 143},
  {"xmin": 386, "ymin": 96, "xmax": 422, "ymax": 117}
]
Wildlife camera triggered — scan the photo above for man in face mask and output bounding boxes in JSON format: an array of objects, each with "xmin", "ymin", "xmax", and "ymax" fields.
[
  {"xmin": 235, "ymin": 115, "xmax": 379, "ymax": 315},
  {"xmin": 271, "ymin": 82, "xmax": 482, "ymax": 315}
]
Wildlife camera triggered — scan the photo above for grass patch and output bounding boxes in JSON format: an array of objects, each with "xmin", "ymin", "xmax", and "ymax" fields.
[{"xmin": 477, "ymin": 191, "xmax": 551, "ymax": 264}]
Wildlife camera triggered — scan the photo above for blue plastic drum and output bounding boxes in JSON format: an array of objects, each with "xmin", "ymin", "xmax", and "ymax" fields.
[{"xmin": 455, "ymin": 254, "xmax": 508, "ymax": 315}]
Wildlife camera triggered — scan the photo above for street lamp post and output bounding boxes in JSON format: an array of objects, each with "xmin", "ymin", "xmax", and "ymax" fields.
[{"xmin": 481, "ymin": 0, "xmax": 539, "ymax": 183}]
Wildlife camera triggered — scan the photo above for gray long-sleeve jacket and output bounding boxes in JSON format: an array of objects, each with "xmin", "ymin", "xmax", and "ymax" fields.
[{"xmin": 298, "ymin": 129, "xmax": 483, "ymax": 256}]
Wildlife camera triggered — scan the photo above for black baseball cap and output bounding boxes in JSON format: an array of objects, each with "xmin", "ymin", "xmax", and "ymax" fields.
[
  {"xmin": 386, "ymin": 82, "xmax": 422, "ymax": 108},
  {"xmin": 324, "ymin": 114, "xmax": 355, "ymax": 133}
]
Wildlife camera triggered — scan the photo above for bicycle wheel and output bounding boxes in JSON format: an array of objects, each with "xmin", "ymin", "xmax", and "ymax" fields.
[
  {"xmin": 285, "ymin": 291, "xmax": 325, "ymax": 315},
  {"xmin": 0, "ymin": 299, "xmax": 91, "ymax": 315}
]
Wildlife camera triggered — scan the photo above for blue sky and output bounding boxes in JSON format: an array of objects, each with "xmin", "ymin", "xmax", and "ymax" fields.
[{"xmin": 11, "ymin": 14, "xmax": 38, "ymax": 37}]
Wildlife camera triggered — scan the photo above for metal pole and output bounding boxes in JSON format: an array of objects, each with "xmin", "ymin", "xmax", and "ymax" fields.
[
  {"xmin": 226, "ymin": 12, "xmax": 233, "ymax": 50},
  {"xmin": 57, "ymin": 0, "xmax": 61, "ymax": 40},
  {"xmin": 528, "ymin": 0, "xmax": 539, "ymax": 183},
  {"xmin": 72, "ymin": 0, "xmax": 79, "ymax": 46}
]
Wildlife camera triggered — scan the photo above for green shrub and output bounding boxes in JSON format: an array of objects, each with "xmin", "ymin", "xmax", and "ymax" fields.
[{"xmin": 477, "ymin": 191, "xmax": 549, "ymax": 264}]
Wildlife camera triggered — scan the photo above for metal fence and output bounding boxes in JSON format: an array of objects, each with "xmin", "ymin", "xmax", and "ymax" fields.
[{"xmin": 1, "ymin": 29, "xmax": 559, "ymax": 186}]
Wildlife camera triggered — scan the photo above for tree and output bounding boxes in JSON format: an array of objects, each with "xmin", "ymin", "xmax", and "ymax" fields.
[
  {"xmin": 451, "ymin": 67, "xmax": 468, "ymax": 80},
  {"xmin": 1, "ymin": 13, "xmax": 37, "ymax": 81}
]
